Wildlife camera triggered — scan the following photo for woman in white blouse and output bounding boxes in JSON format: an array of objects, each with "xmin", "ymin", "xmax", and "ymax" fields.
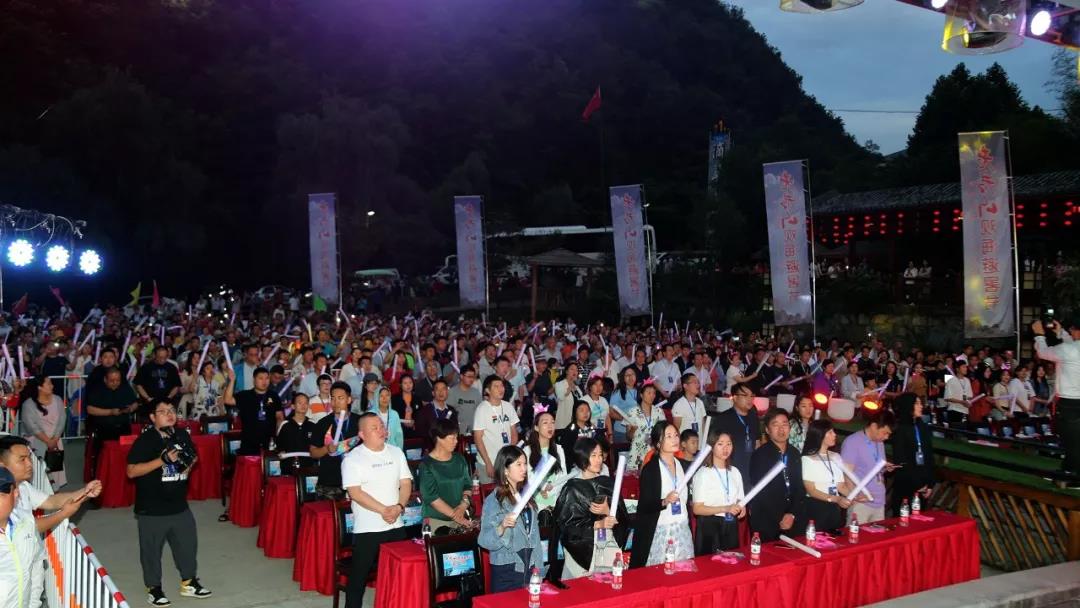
[
  {"xmin": 800, "ymin": 419, "xmax": 857, "ymax": 533},
  {"xmin": 554, "ymin": 362, "xmax": 583, "ymax": 430},
  {"xmin": 581, "ymin": 376, "xmax": 611, "ymax": 438},
  {"xmin": 20, "ymin": 376, "xmax": 67, "ymax": 486},
  {"xmin": 691, "ymin": 429, "xmax": 745, "ymax": 554},
  {"xmin": 522, "ymin": 409, "xmax": 568, "ymax": 516},
  {"xmin": 840, "ymin": 362, "xmax": 866, "ymax": 402},
  {"xmin": 624, "ymin": 382, "xmax": 666, "ymax": 471}
]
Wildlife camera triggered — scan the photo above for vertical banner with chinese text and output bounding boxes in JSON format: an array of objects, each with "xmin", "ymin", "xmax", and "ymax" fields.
[
  {"xmin": 959, "ymin": 131, "xmax": 1015, "ymax": 338},
  {"xmin": 307, "ymin": 193, "xmax": 340, "ymax": 305},
  {"xmin": 762, "ymin": 161, "xmax": 813, "ymax": 326},
  {"xmin": 609, "ymin": 185, "xmax": 651, "ymax": 317},
  {"xmin": 454, "ymin": 196, "xmax": 487, "ymax": 309}
]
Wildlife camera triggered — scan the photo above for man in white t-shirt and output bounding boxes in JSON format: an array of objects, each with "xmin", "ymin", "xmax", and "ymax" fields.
[
  {"xmin": 0, "ymin": 435, "xmax": 102, "ymax": 534},
  {"xmin": 472, "ymin": 380, "xmax": 519, "ymax": 483},
  {"xmin": 943, "ymin": 361, "xmax": 973, "ymax": 425},
  {"xmin": 672, "ymin": 373, "xmax": 706, "ymax": 435},
  {"xmin": 649, "ymin": 344, "xmax": 681, "ymax": 398},
  {"xmin": 341, "ymin": 412, "xmax": 413, "ymax": 608}
]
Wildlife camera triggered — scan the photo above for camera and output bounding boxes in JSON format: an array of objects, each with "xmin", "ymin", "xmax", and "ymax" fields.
[{"xmin": 161, "ymin": 428, "xmax": 197, "ymax": 470}]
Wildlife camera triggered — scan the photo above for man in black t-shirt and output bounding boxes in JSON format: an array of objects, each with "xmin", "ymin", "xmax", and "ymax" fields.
[
  {"xmin": 223, "ymin": 365, "xmax": 284, "ymax": 455},
  {"xmin": 708, "ymin": 382, "xmax": 762, "ymax": 488},
  {"xmin": 126, "ymin": 400, "xmax": 212, "ymax": 605},
  {"xmin": 85, "ymin": 368, "xmax": 139, "ymax": 475},
  {"xmin": 277, "ymin": 394, "xmax": 316, "ymax": 464},
  {"xmin": 308, "ymin": 381, "xmax": 361, "ymax": 500},
  {"xmin": 135, "ymin": 346, "xmax": 182, "ymax": 416}
]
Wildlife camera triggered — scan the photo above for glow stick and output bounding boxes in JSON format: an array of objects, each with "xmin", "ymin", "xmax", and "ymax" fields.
[
  {"xmin": 277, "ymin": 375, "xmax": 296, "ymax": 397},
  {"xmin": 221, "ymin": 341, "xmax": 233, "ymax": 369},
  {"xmin": 675, "ymin": 444, "xmax": 710, "ymax": 493},
  {"xmin": 529, "ymin": 350, "xmax": 537, "ymax": 375},
  {"xmin": 754, "ymin": 359, "xmax": 767, "ymax": 375},
  {"xmin": 391, "ymin": 316, "xmax": 397, "ymax": 331},
  {"xmin": 719, "ymin": 328, "xmax": 733, "ymax": 336},
  {"xmin": 514, "ymin": 345, "xmax": 527, "ymax": 370},
  {"xmin": 511, "ymin": 454, "xmax": 557, "ymax": 517},
  {"xmin": 763, "ymin": 374, "xmax": 785, "ymax": 392},
  {"xmin": 120, "ymin": 331, "xmax": 132, "ymax": 358},
  {"xmin": 72, "ymin": 323, "xmax": 83, "ymax": 347},
  {"xmin": 630, "ymin": 344, "xmax": 636, "ymax": 361},
  {"xmin": 840, "ymin": 466, "xmax": 874, "ymax": 500},
  {"xmin": 902, "ymin": 367, "xmax": 909, "ymax": 391},
  {"xmin": 844, "ymin": 459, "xmax": 886, "ymax": 500},
  {"xmin": 338, "ymin": 327, "xmax": 350, "ymax": 350},
  {"xmin": 1, "ymin": 345, "xmax": 14, "ymax": 379},
  {"xmin": 128, "ymin": 353, "xmax": 138, "ymax": 380},
  {"xmin": 304, "ymin": 320, "xmax": 313, "ymax": 342},
  {"xmin": 358, "ymin": 327, "xmax": 376, "ymax": 337},
  {"xmin": 970, "ymin": 393, "xmax": 985, "ymax": 403},
  {"xmin": 609, "ymin": 455, "xmax": 628, "ymax": 517},
  {"xmin": 657, "ymin": 312, "xmax": 663, "ymax": 330},
  {"xmin": 402, "ymin": 327, "xmax": 410, "ymax": 341},
  {"xmin": 685, "ymin": 320, "xmax": 690, "ymax": 336},
  {"xmin": 779, "ymin": 535, "xmax": 821, "ymax": 558},
  {"xmin": 159, "ymin": 324, "xmax": 165, "ymax": 345},
  {"xmin": 414, "ymin": 318, "xmax": 420, "ymax": 339},
  {"xmin": 134, "ymin": 318, "xmax": 147, "ymax": 332},
  {"xmin": 262, "ymin": 344, "xmax": 281, "ymax": 367},
  {"xmin": 229, "ymin": 309, "xmax": 238, "ymax": 327},
  {"xmin": 94, "ymin": 341, "xmax": 101, "ymax": 364},
  {"xmin": 197, "ymin": 339, "xmax": 211, "ymax": 369},
  {"xmin": 78, "ymin": 329, "xmax": 96, "ymax": 351},
  {"xmin": 17, "ymin": 346, "xmax": 25, "ymax": 379},
  {"xmin": 738, "ymin": 460, "xmax": 785, "ymax": 506},
  {"xmin": 786, "ymin": 339, "xmax": 796, "ymax": 357}
]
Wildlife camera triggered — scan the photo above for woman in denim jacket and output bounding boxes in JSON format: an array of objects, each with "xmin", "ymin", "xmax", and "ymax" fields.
[{"xmin": 479, "ymin": 445, "xmax": 546, "ymax": 592}]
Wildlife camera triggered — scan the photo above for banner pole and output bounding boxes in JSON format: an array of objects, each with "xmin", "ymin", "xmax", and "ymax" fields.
[
  {"xmin": 1005, "ymin": 131, "xmax": 1021, "ymax": 356},
  {"xmin": 482, "ymin": 196, "xmax": 491, "ymax": 321},
  {"xmin": 804, "ymin": 160, "xmax": 817, "ymax": 347}
]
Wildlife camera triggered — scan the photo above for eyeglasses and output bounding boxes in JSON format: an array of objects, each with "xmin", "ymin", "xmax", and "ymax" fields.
[{"xmin": 154, "ymin": 409, "xmax": 177, "ymax": 416}]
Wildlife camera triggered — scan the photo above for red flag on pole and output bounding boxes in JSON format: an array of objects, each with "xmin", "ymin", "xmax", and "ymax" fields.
[
  {"xmin": 11, "ymin": 293, "xmax": 28, "ymax": 317},
  {"xmin": 48, "ymin": 286, "xmax": 65, "ymax": 306},
  {"xmin": 152, "ymin": 280, "xmax": 161, "ymax": 309},
  {"xmin": 581, "ymin": 86, "xmax": 602, "ymax": 122}
]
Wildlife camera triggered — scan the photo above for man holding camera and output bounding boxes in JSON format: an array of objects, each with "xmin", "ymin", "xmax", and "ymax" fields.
[
  {"xmin": 126, "ymin": 399, "xmax": 212, "ymax": 606},
  {"xmin": 1033, "ymin": 319, "xmax": 1080, "ymax": 487}
]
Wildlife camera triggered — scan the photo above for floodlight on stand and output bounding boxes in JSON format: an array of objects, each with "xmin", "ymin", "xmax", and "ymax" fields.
[
  {"xmin": 78, "ymin": 250, "xmax": 102, "ymax": 275},
  {"xmin": 45, "ymin": 245, "xmax": 70, "ymax": 272},
  {"xmin": 7, "ymin": 239, "xmax": 34, "ymax": 267},
  {"xmin": 780, "ymin": 0, "xmax": 864, "ymax": 12},
  {"xmin": 1029, "ymin": 8, "xmax": 1051, "ymax": 35},
  {"xmin": 942, "ymin": 0, "xmax": 1027, "ymax": 54},
  {"xmin": 931, "ymin": 0, "xmax": 949, "ymax": 9},
  {"xmin": 813, "ymin": 392, "xmax": 829, "ymax": 406}
]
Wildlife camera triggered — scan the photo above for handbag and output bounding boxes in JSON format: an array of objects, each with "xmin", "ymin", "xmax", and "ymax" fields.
[{"xmin": 45, "ymin": 449, "xmax": 65, "ymax": 473}]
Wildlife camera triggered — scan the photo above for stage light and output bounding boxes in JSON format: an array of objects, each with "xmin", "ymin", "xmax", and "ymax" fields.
[
  {"xmin": 813, "ymin": 392, "xmax": 829, "ymax": 406},
  {"xmin": 7, "ymin": 239, "xmax": 34, "ymax": 267},
  {"xmin": 862, "ymin": 400, "xmax": 881, "ymax": 410},
  {"xmin": 45, "ymin": 245, "xmax": 70, "ymax": 272},
  {"xmin": 79, "ymin": 250, "xmax": 102, "ymax": 275},
  {"xmin": 931, "ymin": 0, "xmax": 948, "ymax": 8},
  {"xmin": 1030, "ymin": 9, "xmax": 1051, "ymax": 35}
]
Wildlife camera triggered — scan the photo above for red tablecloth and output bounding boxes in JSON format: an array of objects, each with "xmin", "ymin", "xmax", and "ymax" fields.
[
  {"xmin": 229, "ymin": 456, "xmax": 264, "ymax": 527},
  {"xmin": 373, "ymin": 539, "xmax": 492, "ymax": 608},
  {"xmin": 97, "ymin": 434, "xmax": 222, "ymax": 508},
  {"xmin": 257, "ymin": 476, "xmax": 297, "ymax": 558},
  {"xmin": 473, "ymin": 511, "xmax": 979, "ymax": 608},
  {"xmin": 292, "ymin": 500, "xmax": 337, "ymax": 595}
]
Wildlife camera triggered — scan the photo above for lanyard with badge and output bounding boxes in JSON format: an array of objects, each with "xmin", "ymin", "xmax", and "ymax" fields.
[
  {"xmin": 713, "ymin": 467, "xmax": 735, "ymax": 521},
  {"xmin": 779, "ymin": 452, "xmax": 791, "ymax": 497},
  {"xmin": 736, "ymin": 412, "xmax": 753, "ymax": 452},
  {"xmin": 819, "ymin": 453, "xmax": 838, "ymax": 495},
  {"xmin": 334, "ymin": 412, "xmax": 348, "ymax": 444},
  {"xmin": 659, "ymin": 459, "xmax": 683, "ymax": 515},
  {"xmin": 687, "ymin": 399, "xmax": 699, "ymax": 432},
  {"xmin": 914, "ymin": 425, "xmax": 925, "ymax": 466},
  {"xmin": 864, "ymin": 433, "xmax": 884, "ymax": 483},
  {"xmin": 492, "ymin": 403, "xmax": 509, "ymax": 444}
]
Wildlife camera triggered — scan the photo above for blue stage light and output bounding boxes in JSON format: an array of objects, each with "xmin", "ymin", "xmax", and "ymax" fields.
[
  {"xmin": 46, "ymin": 245, "xmax": 70, "ymax": 272},
  {"xmin": 7, "ymin": 240, "xmax": 34, "ymax": 267},
  {"xmin": 79, "ymin": 250, "xmax": 102, "ymax": 275}
]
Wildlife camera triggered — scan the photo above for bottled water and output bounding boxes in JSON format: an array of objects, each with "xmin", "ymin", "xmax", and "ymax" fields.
[
  {"xmin": 422, "ymin": 523, "xmax": 432, "ymax": 540},
  {"xmin": 848, "ymin": 515, "xmax": 859, "ymax": 544},
  {"xmin": 472, "ymin": 473, "xmax": 480, "ymax": 492},
  {"xmin": 805, "ymin": 519, "xmax": 816, "ymax": 547},
  {"xmin": 900, "ymin": 498, "xmax": 910, "ymax": 527},
  {"xmin": 528, "ymin": 567, "xmax": 541, "ymax": 608},
  {"xmin": 612, "ymin": 551, "xmax": 624, "ymax": 590},
  {"xmin": 750, "ymin": 532, "xmax": 761, "ymax": 566},
  {"xmin": 912, "ymin": 494, "xmax": 922, "ymax": 515},
  {"xmin": 663, "ymin": 539, "xmax": 676, "ymax": 575}
]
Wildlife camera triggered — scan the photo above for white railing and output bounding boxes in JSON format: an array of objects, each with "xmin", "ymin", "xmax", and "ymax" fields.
[{"xmin": 9, "ymin": 432, "xmax": 129, "ymax": 608}]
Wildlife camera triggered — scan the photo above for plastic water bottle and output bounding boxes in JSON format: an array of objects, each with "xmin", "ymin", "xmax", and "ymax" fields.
[
  {"xmin": 663, "ymin": 539, "xmax": 676, "ymax": 575},
  {"xmin": 805, "ymin": 519, "xmax": 816, "ymax": 547},
  {"xmin": 848, "ymin": 515, "xmax": 860, "ymax": 545},
  {"xmin": 528, "ymin": 567, "xmax": 541, "ymax": 608},
  {"xmin": 900, "ymin": 498, "xmax": 910, "ymax": 527},
  {"xmin": 422, "ymin": 523, "xmax": 432, "ymax": 539},
  {"xmin": 912, "ymin": 494, "xmax": 922, "ymax": 515},
  {"xmin": 611, "ymin": 551, "xmax": 624, "ymax": 590},
  {"xmin": 749, "ymin": 532, "xmax": 761, "ymax": 566},
  {"xmin": 472, "ymin": 473, "xmax": 480, "ymax": 492}
]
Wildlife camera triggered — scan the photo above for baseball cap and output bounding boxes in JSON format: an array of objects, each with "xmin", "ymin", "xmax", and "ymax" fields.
[{"xmin": 0, "ymin": 466, "xmax": 15, "ymax": 493}]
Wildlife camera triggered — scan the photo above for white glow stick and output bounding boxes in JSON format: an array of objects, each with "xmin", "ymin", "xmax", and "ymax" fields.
[
  {"xmin": 159, "ymin": 324, "xmax": 165, "ymax": 345},
  {"xmin": 779, "ymin": 535, "xmax": 821, "ymax": 558},
  {"xmin": 529, "ymin": 349, "xmax": 537, "ymax": 375},
  {"xmin": 197, "ymin": 339, "xmax": 212, "ymax": 369},
  {"xmin": 1, "ymin": 345, "xmax": 14, "ymax": 379},
  {"xmin": 675, "ymin": 445, "xmax": 710, "ymax": 493},
  {"xmin": 754, "ymin": 359, "xmax": 767, "ymax": 375},
  {"xmin": 841, "ymin": 466, "xmax": 874, "ymax": 500},
  {"xmin": 221, "ymin": 341, "xmax": 233, "ymax": 369},
  {"xmin": 657, "ymin": 312, "xmax": 663, "ymax": 330},
  {"xmin": 128, "ymin": 353, "xmax": 138, "ymax": 380},
  {"xmin": 277, "ymin": 375, "xmax": 297, "ymax": 397},
  {"xmin": 133, "ymin": 317, "xmax": 147, "ymax": 332},
  {"xmin": 17, "ymin": 346, "xmax": 25, "ymax": 379},
  {"xmin": 514, "ymin": 346, "xmax": 527, "ymax": 370},
  {"xmin": 78, "ymin": 329, "xmax": 96, "ymax": 350},
  {"xmin": 304, "ymin": 320, "xmax": 313, "ymax": 342},
  {"xmin": 229, "ymin": 309, "xmax": 238, "ymax": 327},
  {"xmin": 969, "ymin": 393, "xmax": 985, "ymax": 403},
  {"xmin": 511, "ymin": 454, "xmax": 557, "ymax": 518},
  {"xmin": 94, "ymin": 341, "xmax": 101, "ymax": 364},
  {"xmin": 902, "ymin": 367, "xmax": 910, "ymax": 391},
  {"xmin": 845, "ymin": 459, "xmax": 887, "ymax": 500},
  {"xmin": 338, "ymin": 327, "xmax": 350, "ymax": 349},
  {"xmin": 763, "ymin": 374, "xmax": 785, "ymax": 392},
  {"xmin": 358, "ymin": 327, "xmax": 376, "ymax": 337},
  {"xmin": 120, "ymin": 331, "xmax": 132, "ymax": 358},
  {"xmin": 262, "ymin": 344, "xmax": 281, "ymax": 367},
  {"xmin": 785, "ymin": 339, "xmax": 796, "ymax": 357},
  {"xmin": 738, "ymin": 460, "xmax": 786, "ymax": 506},
  {"xmin": 609, "ymin": 455, "xmax": 627, "ymax": 517},
  {"xmin": 72, "ymin": 323, "xmax": 83, "ymax": 347}
]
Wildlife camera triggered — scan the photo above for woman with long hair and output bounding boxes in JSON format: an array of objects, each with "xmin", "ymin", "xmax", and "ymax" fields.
[
  {"xmin": 630, "ymin": 422, "xmax": 693, "ymax": 568},
  {"xmin": 523, "ymin": 409, "xmax": 567, "ymax": 515},
  {"xmin": 788, "ymin": 395, "xmax": 815, "ymax": 453},
  {"xmin": 382, "ymin": 350, "xmax": 411, "ymax": 396},
  {"xmin": 190, "ymin": 360, "xmax": 224, "ymax": 419},
  {"xmin": 391, "ymin": 375, "xmax": 418, "ymax": 437},
  {"xmin": 559, "ymin": 400, "xmax": 599, "ymax": 461},
  {"xmin": 554, "ymin": 362, "xmax": 583, "ymax": 429},
  {"xmin": 419, "ymin": 419, "xmax": 474, "ymax": 533},
  {"xmin": 624, "ymin": 381, "xmax": 665, "ymax": 471},
  {"xmin": 552, "ymin": 437, "xmax": 622, "ymax": 579},
  {"xmin": 1032, "ymin": 364, "xmax": 1052, "ymax": 416},
  {"xmin": 478, "ymin": 445, "xmax": 546, "ymax": 592},
  {"xmin": 20, "ymin": 375, "xmax": 67, "ymax": 485},
  {"xmin": 373, "ymin": 387, "xmax": 404, "ymax": 449},
  {"xmin": 800, "ymin": 419, "xmax": 855, "ymax": 534},
  {"xmin": 889, "ymin": 393, "xmax": 935, "ymax": 516},
  {"xmin": 358, "ymin": 373, "xmax": 381, "ymax": 413},
  {"xmin": 691, "ymin": 429, "xmax": 745, "ymax": 555},
  {"xmin": 608, "ymin": 366, "xmax": 638, "ymax": 441}
]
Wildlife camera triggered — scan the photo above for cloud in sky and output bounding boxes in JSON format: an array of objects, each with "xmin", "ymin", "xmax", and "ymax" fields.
[{"xmin": 732, "ymin": 1, "xmax": 1060, "ymax": 153}]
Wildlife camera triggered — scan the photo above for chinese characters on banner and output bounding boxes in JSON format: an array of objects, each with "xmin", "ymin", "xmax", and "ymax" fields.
[
  {"xmin": 609, "ymin": 185, "xmax": 651, "ymax": 317},
  {"xmin": 762, "ymin": 161, "xmax": 813, "ymax": 326},
  {"xmin": 959, "ymin": 131, "xmax": 1015, "ymax": 338},
  {"xmin": 307, "ymin": 193, "xmax": 339, "ymax": 305},
  {"xmin": 454, "ymin": 196, "xmax": 487, "ymax": 309}
]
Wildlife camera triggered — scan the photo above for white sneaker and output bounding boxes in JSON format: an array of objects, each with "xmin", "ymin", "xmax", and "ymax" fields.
[{"xmin": 178, "ymin": 578, "xmax": 212, "ymax": 599}]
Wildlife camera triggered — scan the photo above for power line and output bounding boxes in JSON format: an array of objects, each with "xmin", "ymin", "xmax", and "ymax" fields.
[{"xmin": 828, "ymin": 107, "xmax": 1065, "ymax": 114}]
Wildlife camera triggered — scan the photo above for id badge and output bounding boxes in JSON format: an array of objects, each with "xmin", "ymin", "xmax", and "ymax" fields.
[
  {"xmin": 257, "ymin": 408, "xmax": 267, "ymax": 422},
  {"xmin": 724, "ymin": 513, "xmax": 735, "ymax": 522},
  {"xmin": 597, "ymin": 419, "xmax": 605, "ymax": 429},
  {"xmin": 501, "ymin": 432, "xmax": 509, "ymax": 444},
  {"xmin": 597, "ymin": 528, "xmax": 607, "ymax": 542},
  {"xmin": 692, "ymin": 422, "xmax": 699, "ymax": 433},
  {"xmin": 670, "ymin": 500, "xmax": 682, "ymax": 515},
  {"xmin": 745, "ymin": 437, "xmax": 753, "ymax": 453},
  {"xmin": 915, "ymin": 450, "xmax": 925, "ymax": 466},
  {"xmin": 828, "ymin": 486, "xmax": 838, "ymax": 496}
]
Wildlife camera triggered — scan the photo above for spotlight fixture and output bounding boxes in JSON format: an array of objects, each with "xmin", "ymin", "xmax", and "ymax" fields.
[
  {"xmin": 45, "ymin": 245, "xmax": 70, "ymax": 272},
  {"xmin": 7, "ymin": 239, "xmax": 34, "ymax": 267},
  {"xmin": 1029, "ymin": 8, "xmax": 1052, "ymax": 36},
  {"xmin": 79, "ymin": 250, "xmax": 102, "ymax": 275},
  {"xmin": 931, "ymin": 0, "xmax": 949, "ymax": 8},
  {"xmin": 780, "ymin": 0, "xmax": 863, "ymax": 12}
]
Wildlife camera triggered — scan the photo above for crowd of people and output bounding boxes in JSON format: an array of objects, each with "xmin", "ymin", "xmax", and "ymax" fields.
[{"xmin": 0, "ymin": 292, "xmax": 1077, "ymax": 608}]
